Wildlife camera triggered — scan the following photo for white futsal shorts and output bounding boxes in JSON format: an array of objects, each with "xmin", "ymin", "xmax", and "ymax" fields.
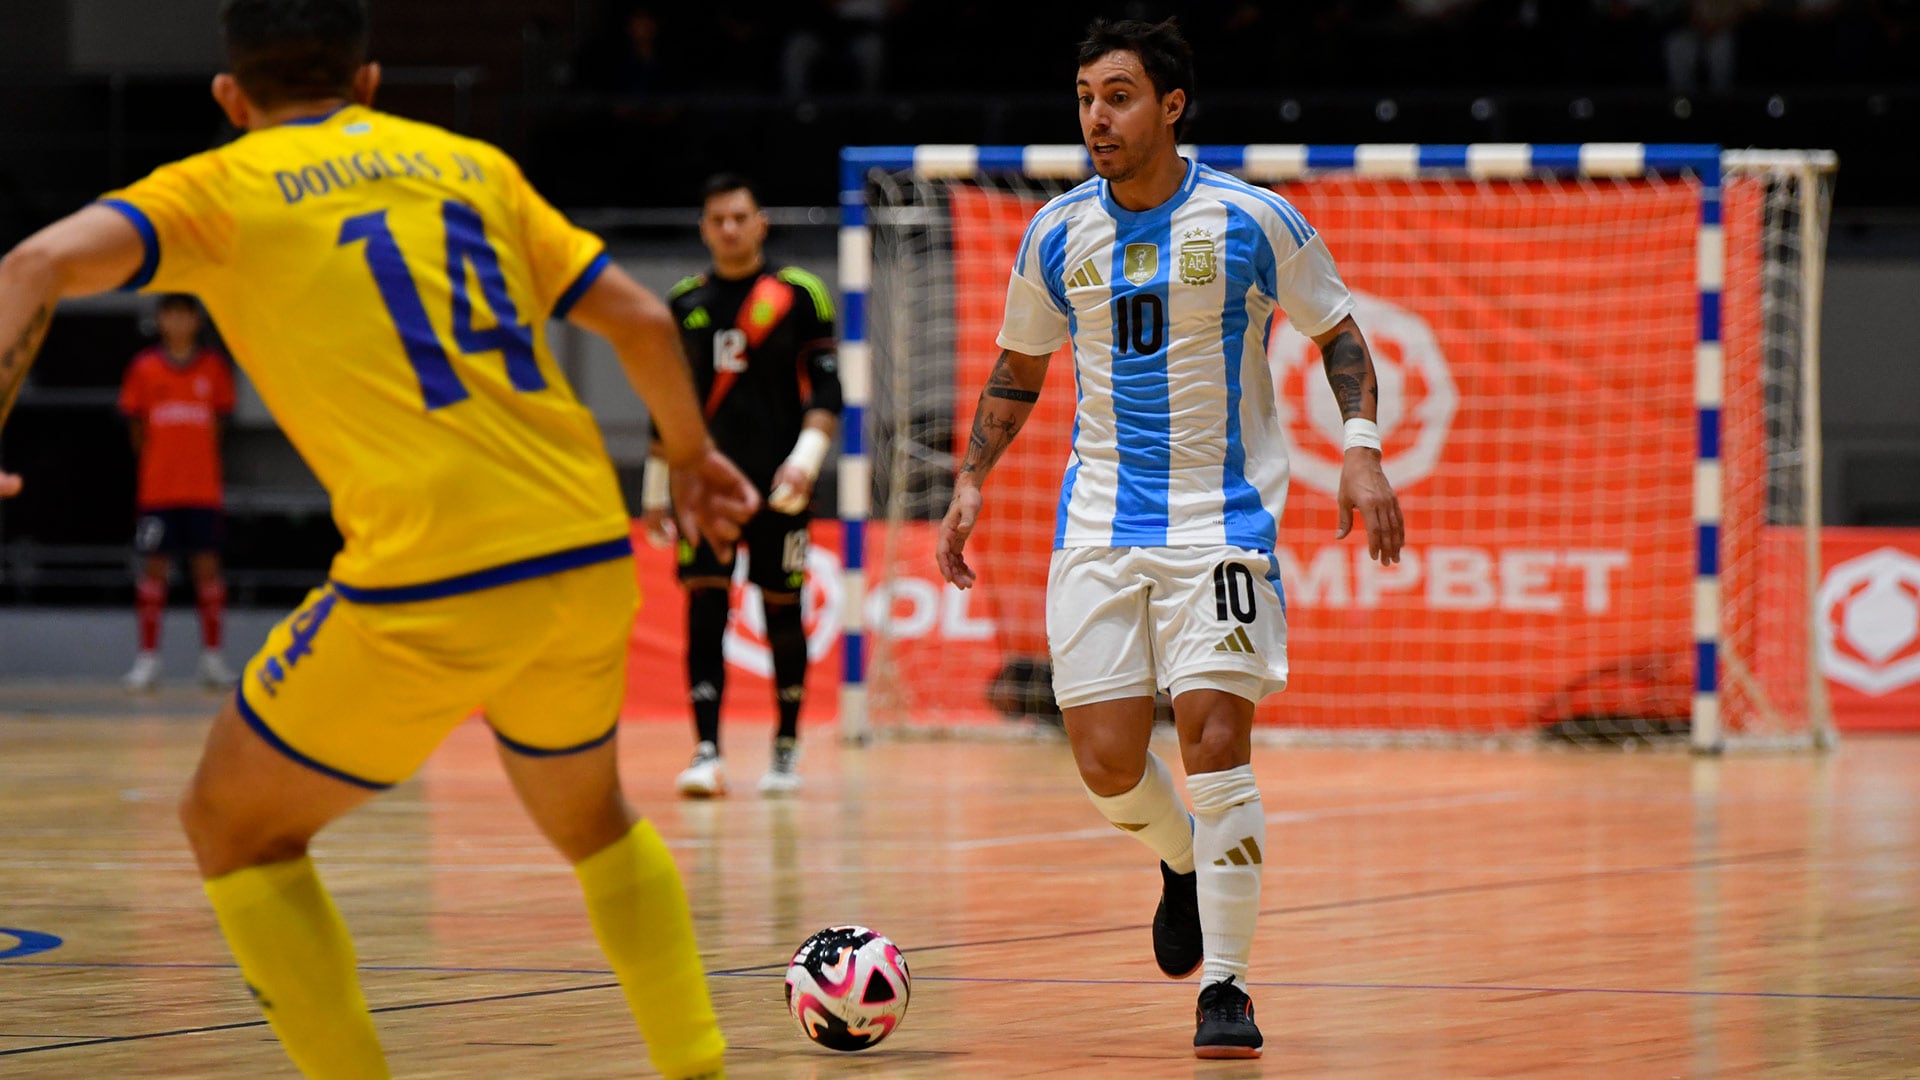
[{"xmin": 1046, "ymin": 545, "xmax": 1290, "ymax": 710}]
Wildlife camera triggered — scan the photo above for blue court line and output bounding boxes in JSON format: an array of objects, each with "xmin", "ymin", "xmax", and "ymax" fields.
[
  {"xmin": 2, "ymin": 960, "xmax": 614, "ymax": 976},
  {"xmin": 0, "ymin": 981, "xmax": 621, "ymax": 1057},
  {"xmin": 5, "ymin": 958, "xmax": 1912, "ymax": 1006}
]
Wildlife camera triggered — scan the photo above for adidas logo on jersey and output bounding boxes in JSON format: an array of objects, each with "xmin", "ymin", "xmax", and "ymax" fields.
[
  {"xmin": 1064, "ymin": 258, "xmax": 1104, "ymax": 290},
  {"xmin": 1213, "ymin": 836, "xmax": 1263, "ymax": 867},
  {"xmin": 1214, "ymin": 627, "xmax": 1257, "ymax": 655},
  {"xmin": 683, "ymin": 307, "xmax": 710, "ymax": 329}
]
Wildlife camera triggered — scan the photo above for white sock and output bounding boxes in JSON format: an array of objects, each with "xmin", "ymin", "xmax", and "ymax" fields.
[
  {"xmin": 1084, "ymin": 751, "xmax": 1194, "ymax": 875},
  {"xmin": 1188, "ymin": 764, "xmax": 1265, "ymax": 987}
]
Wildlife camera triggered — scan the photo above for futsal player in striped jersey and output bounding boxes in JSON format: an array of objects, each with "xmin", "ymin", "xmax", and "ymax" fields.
[
  {"xmin": 0, "ymin": 2, "xmax": 755, "ymax": 1077},
  {"xmin": 936, "ymin": 17, "xmax": 1407, "ymax": 1060}
]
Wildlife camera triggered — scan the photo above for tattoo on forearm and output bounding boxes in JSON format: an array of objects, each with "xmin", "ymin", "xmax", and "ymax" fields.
[
  {"xmin": 962, "ymin": 412, "xmax": 1020, "ymax": 475},
  {"xmin": 0, "ymin": 303, "xmax": 54, "ymax": 429},
  {"xmin": 984, "ymin": 359, "xmax": 1027, "ymax": 393},
  {"xmin": 961, "ymin": 352, "xmax": 1038, "ymax": 476},
  {"xmin": 1321, "ymin": 331, "xmax": 1377, "ymax": 421}
]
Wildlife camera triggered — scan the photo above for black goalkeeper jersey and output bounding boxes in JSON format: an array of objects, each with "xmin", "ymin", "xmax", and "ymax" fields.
[{"xmin": 665, "ymin": 265, "xmax": 842, "ymax": 494}]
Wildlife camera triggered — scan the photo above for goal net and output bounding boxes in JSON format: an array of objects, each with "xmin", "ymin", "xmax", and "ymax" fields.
[{"xmin": 837, "ymin": 144, "xmax": 1836, "ymax": 750}]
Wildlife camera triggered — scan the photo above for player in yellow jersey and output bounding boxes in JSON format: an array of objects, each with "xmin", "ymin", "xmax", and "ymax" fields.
[{"xmin": 0, "ymin": 2, "xmax": 752, "ymax": 1077}]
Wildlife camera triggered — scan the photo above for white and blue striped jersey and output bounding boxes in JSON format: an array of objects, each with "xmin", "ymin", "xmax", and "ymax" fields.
[{"xmin": 997, "ymin": 160, "xmax": 1354, "ymax": 551}]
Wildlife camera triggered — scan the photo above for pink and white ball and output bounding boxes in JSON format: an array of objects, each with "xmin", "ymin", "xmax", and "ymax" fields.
[{"xmin": 783, "ymin": 925, "xmax": 911, "ymax": 1051}]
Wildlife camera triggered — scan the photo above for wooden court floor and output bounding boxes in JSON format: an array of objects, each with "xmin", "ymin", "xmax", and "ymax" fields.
[{"xmin": 1, "ymin": 691, "xmax": 1917, "ymax": 1078}]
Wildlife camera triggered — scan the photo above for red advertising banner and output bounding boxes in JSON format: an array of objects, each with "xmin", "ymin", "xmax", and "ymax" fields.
[
  {"xmin": 1816, "ymin": 528, "xmax": 1920, "ymax": 732},
  {"xmin": 621, "ymin": 521, "xmax": 1004, "ymax": 724},
  {"xmin": 619, "ymin": 521, "xmax": 1919, "ymax": 734}
]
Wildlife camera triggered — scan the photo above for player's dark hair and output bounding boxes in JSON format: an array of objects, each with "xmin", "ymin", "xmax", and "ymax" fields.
[
  {"xmin": 701, "ymin": 173, "xmax": 761, "ymax": 208},
  {"xmin": 220, "ymin": 0, "xmax": 369, "ymax": 108},
  {"xmin": 156, "ymin": 293, "xmax": 199, "ymax": 313},
  {"xmin": 1076, "ymin": 17, "xmax": 1195, "ymax": 140}
]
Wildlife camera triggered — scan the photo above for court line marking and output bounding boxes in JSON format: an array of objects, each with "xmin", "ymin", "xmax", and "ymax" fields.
[
  {"xmin": 713, "ymin": 972, "xmax": 1920, "ymax": 1005},
  {"xmin": 7, "ymin": 845, "xmax": 1901, "ymax": 1059},
  {"xmin": 4, "ymin": 960, "xmax": 612, "ymax": 976},
  {"xmin": 0, "ymin": 981, "xmax": 620, "ymax": 1057},
  {"xmin": 712, "ymin": 845, "xmax": 1813, "ymax": 972},
  {"xmin": 0, "ymin": 791, "xmax": 1543, "ymax": 871},
  {"xmin": 3, "ymin": 962, "xmax": 1912, "ymax": 1062},
  {"xmin": 1, "ymin": 846, "xmax": 1815, "ymax": 982},
  {"xmin": 946, "ymin": 789, "xmax": 1529, "ymax": 851}
]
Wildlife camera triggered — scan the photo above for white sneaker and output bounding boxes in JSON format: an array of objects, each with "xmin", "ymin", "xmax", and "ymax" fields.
[
  {"xmin": 124, "ymin": 652, "xmax": 161, "ymax": 692},
  {"xmin": 199, "ymin": 651, "xmax": 238, "ymax": 689},
  {"xmin": 675, "ymin": 741, "xmax": 726, "ymax": 798},
  {"xmin": 758, "ymin": 737, "xmax": 802, "ymax": 796}
]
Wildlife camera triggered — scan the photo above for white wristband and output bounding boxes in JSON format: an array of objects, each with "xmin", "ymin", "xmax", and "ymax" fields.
[
  {"xmin": 783, "ymin": 427, "xmax": 832, "ymax": 481},
  {"xmin": 1342, "ymin": 418, "xmax": 1383, "ymax": 452},
  {"xmin": 641, "ymin": 456, "xmax": 670, "ymax": 511}
]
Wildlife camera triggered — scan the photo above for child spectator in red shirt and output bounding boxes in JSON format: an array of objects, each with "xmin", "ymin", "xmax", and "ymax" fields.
[{"xmin": 118, "ymin": 294, "xmax": 236, "ymax": 689}]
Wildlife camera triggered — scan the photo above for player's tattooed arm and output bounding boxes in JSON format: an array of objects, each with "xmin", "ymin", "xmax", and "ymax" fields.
[
  {"xmin": 0, "ymin": 204, "xmax": 148, "ymax": 438},
  {"xmin": 940, "ymin": 347, "xmax": 1048, "ymax": 589},
  {"xmin": 959, "ymin": 349, "xmax": 1050, "ymax": 482},
  {"xmin": 1314, "ymin": 316, "xmax": 1379, "ymax": 422},
  {"xmin": 0, "ymin": 302, "xmax": 53, "ymax": 431},
  {"xmin": 1309, "ymin": 314, "xmax": 1406, "ymax": 564}
]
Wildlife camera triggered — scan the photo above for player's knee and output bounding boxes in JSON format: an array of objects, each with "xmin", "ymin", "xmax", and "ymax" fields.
[
  {"xmin": 1180, "ymin": 722, "xmax": 1250, "ymax": 776},
  {"xmin": 549, "ymin": 795, "xmax": 635, "ymax": 864},
  {"xmin": 1072, "ymin": 739, "xmax": 1148, "ymax": 797},
  {"xmin": 177, "ymin": 783, "xmax": 308, "ymax": 876},
  {"xmin": 178, "ymin": 785, "xmax": 239, "ymax": 871}
]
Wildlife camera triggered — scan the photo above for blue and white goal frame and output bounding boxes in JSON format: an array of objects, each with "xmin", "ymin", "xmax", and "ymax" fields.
[{"xmin": 835, "ymin": 143, "xmax": 1730, "ymax": 749}]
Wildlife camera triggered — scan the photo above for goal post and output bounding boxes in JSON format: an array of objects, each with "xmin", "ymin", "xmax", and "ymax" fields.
[{"xmin": 835, "ymin": 143, "xmax": 1837, "ymax": 751}]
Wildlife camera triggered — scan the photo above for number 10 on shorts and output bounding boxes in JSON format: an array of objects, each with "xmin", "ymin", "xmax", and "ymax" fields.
[{"xmin": 1214, "ymin": 562, "xmax": 1257, "ymax": 624}]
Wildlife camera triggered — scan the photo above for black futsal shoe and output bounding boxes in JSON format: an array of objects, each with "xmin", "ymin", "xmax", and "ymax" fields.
[
  {"xmin": 1193, "ymin": 975, "xmax": 1263, "ymax": 1059},
  {"xmin": 1153, "ymin": 860, "xmax": 1203, "ymax": 979}
]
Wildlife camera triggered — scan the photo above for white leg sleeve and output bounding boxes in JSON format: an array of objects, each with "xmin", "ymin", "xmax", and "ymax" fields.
[
  {"xmin": 1188, "ymin": 764, "xmax": 1265, "ymax": 987},
  {"xmin": 1085, "ymin": 750, "xmax": 1194, "ymax": 875}
]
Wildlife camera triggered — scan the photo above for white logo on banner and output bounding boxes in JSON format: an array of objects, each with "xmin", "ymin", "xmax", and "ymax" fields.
[
  {"xmin": 722, "ymin": 545, "xmax": 996, "ymax": 676},
  {"xmin": 1817, "ymin": 547, "xmax": 1920, "ymax": 696},
  {"xmin": 723, "ymin": 548, "xmax": 845, "ymax": 677},
  {"xmin": 1269, "ymin": 289, "xmax": 1458, "ymax": 496}
]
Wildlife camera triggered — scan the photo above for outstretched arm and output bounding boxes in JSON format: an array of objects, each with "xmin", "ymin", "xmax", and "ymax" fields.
[
  {"xmin": 1312, "ymin": 314, "xmax": 1405, "ymax": 564},
  {"xmin": 936, "ymin": 348, "xmax": 1051, "ymax": 589},
  {"xmin": 0, "ymin": 206, "xmax": 148, "ymax": 496}
]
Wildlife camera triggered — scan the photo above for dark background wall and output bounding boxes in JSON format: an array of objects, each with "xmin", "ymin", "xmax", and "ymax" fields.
[{"xmin": 0, "ymin": 0, "xmax": 1915, "ymax": 604}]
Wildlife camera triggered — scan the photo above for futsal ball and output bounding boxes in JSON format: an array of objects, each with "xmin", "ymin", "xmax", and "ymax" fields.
[{"xmin": 783, "ymin": 925, "xmax": 911, "ymax": 1051}]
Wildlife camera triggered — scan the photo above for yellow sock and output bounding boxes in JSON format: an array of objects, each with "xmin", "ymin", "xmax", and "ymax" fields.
[
  {"xmin": 575, "ymin": 820, "xmax": 726, "ymax": 1079},
  {"xmin": 202, "ymin": 856, "xmax": 389, "ymax": 1080}
]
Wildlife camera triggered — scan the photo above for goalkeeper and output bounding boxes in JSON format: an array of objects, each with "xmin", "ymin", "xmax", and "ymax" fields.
[{"xmin": 644, "ymin": 174, "xmax": 843, "ymax": 798}]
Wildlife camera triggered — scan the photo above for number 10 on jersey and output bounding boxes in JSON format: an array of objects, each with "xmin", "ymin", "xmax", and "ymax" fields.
[{"xmin": 1112, "ymin": 293, "xmax": 1165, "ymax": 356}]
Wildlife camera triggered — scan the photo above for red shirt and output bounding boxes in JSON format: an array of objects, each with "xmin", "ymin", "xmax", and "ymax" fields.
[{"xmin": 118, "ymin": 347, "xmax": 235, "ymax": 510}]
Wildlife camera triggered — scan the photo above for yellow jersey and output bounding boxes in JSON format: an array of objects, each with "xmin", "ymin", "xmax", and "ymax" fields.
[{"xmin": 99, "ymin": 104, "xmax": 628, "ymax": 595}]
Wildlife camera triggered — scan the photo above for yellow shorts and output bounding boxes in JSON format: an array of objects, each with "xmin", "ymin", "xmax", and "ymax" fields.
[{"xmin": 236, "ymin": 552, "xmax": 640, "ymax": 789}]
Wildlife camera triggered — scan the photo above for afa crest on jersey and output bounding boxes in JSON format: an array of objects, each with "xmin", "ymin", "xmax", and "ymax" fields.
[{"xmin": 1180, "ymin": 228, "xmax": 1218, "ymax": 286}]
